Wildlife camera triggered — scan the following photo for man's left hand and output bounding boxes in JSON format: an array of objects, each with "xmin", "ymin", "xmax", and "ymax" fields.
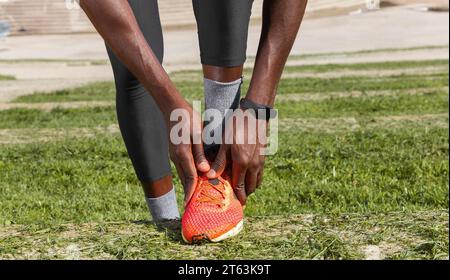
[{"xmin": 206, "ymin": 111, "xmax": 268, "ymax": 205}]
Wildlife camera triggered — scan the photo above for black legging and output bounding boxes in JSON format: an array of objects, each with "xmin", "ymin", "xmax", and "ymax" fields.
[{"xmin": 107, "ymin": 0, "xmax": 253, "ymax": 183}]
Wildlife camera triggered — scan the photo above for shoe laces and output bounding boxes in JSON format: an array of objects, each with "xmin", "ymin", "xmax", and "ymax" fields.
[{"xmin": 197, "ymin": 182, "xmax": 226, "ymax": 207}]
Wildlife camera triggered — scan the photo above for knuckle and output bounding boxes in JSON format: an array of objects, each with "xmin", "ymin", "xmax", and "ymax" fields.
[
  {"xmin": 250, "ymin": 159, "xmax": 261, "ymax": 170},
  {"xmin": 175, "ymin": 148, "xmax": 188, "ymax": 159},
  {"xmin": 235, "ymin": 182, "xmax": 246, "ymax": 191},
  {"xmin": 235, "ymin": 155, "xmax": 250, "ymax": 166},
  {"xmin": 193, "ymin": 153, "xmax": 205, "ymax": 163}
]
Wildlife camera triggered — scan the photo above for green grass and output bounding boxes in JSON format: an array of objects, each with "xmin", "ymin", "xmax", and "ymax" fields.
[
  {"xmin": 281, "ymin": 59, "xmax": 449, "ymax": 73},
  {"xmin": 276, "ymin": 73, "xmax": 448, "ymax": 94},
  {"xmin": 0, "ymin": 58, "xmax": 448, "ymax": 259},
  {"xmin": 0, "ymin": 127, "xmax": 447, "ymax": 226},
  {"xmin": 13, "ymin": 82, "xmax": 116, "ymax": 103},
  {"xmin": 277, "ymin": 91, "xmax": 449, "ymax": 118},
  {"xmin": 179, "ymin": 73, "xmax": 448, "ymax": 100},
  {"xmin": 0, "ymin": 74, "xmax": 15, "ymax": 81},
  {"xmin": 1, "ymin": 210, "xmax": 447, "ymax": 260},
  {"xmin": 170, "ymin": 59, "xmax": 449, "ymax": 77},
  {"xmin": 0, "ymin": 107, "xmax": 117, "ymax": 129},
  {"xmin": 1, "ymin": 90, "xmax": 447, "ymax": 129},
  {"xmin": 14, "ymin": 59, "xmax": 449, "ymax": 103},
  {"xmin": 248, "ymin": 45, "xmax": 449, "ymax": 61}
]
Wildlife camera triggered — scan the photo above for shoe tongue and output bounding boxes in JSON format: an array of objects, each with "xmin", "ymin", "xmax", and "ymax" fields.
[
  {"xmin": 208, "ymin": 178, "xmax": 220, "ymax": 186},
  {"xmin": 202, "ymin": 178, "xmax": 224, "ymax": 199}
]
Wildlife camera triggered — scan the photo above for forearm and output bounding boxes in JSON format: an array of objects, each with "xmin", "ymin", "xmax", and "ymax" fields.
[
  {"xmin": 80, "ymin": 0, "xmax": 183, "ymax": 117},
  {"xmin": 247, "ymin": 0, "xmax": 308, "ymax": 106}
]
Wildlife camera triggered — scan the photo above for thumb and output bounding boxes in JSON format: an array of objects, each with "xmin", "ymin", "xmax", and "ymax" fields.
[
  {"xmin": 183, "ymin": 174, "xmax": 198, "ymax": 207},
  {"xmin": 206, "ymin": 144, "xmax": 227, "ymax": 179},
  {"xmin": 192, "ymin": 142, "xmax": 210, "ymax": 173}
]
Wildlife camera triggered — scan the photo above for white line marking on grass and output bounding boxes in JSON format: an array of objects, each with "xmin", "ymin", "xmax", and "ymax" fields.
[
  {"xmin": 0, "ymin": 101, "xmax": 114, "ymax": 111},
  {"xmin": 281, "ymin": 65, "xmax": 449, "ymax": 79},
  {"xmin": 277, "ymin": 87, "xmax": 449, "ymax": 102}
]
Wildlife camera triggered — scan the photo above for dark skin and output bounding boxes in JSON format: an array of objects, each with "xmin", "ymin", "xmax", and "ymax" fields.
[
  {"xmin": 203, "ymin": 65, "xmax": 243, "ymax": 83},
  {"xmin": 80, "ymin": 0, "xmax": 210, "ymax": 204},
  {"xmin": 206, "ymin": 0, "xmax": 308, "ymax": 205},
  {"xmin": 142, "ymin": 66, "xmax": 243, "ymax": 199},
  {"xmin": 142, "ymin": 176, "xmax": 174, "ymax": 198},
  {"xmin": 80, "ymin": 0, "xmax": 308, "ymax": 205}
]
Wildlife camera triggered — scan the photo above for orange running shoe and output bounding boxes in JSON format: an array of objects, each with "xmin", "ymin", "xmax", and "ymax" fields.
[{"xmin": 182, "ymin": 176, "xmax": 244, "ymax": 244}]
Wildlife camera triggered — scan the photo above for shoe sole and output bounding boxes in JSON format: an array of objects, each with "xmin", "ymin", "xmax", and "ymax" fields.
[{"xmin": 182, "ymin": 220, "xmax": 244, "ymax": 244}]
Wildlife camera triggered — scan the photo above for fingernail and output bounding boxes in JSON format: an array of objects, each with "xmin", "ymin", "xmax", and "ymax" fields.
[
  {"xmin": 206, "ymin": 170, "xmax": 216, "ymax": 178},
  {"xmin": 201, "ymin": 161, "xmax": 211, "ymax": 170}
]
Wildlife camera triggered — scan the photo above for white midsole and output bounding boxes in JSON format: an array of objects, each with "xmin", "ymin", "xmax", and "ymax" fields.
[
  {"xmin": 182, "ymin": 220, "xmax": 244, "ymax": 243},
  {"xmin": 211, "ymin": 220, "xmax": 244, "ymax": 242}
]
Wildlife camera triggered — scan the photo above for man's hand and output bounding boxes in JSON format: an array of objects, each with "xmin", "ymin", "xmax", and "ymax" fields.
[
  {"xmin": 166, "ymin": 97, "xmax": 210, "ymax": 206},
  {"xmin": 206, "ymin": 111, "xmax": 268, "ymax": 205},
  {"xmin": 205, "ymin": 0, "xmax": 308, "ymax": 205},
  {"xmin": 80, "ymin": 0, "xmax": 211, "ymax": 205}
]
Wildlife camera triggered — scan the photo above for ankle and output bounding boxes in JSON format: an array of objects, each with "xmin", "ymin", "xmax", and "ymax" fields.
[{"xmin": 141, "ymin": 175, "xmax": 174, "ymax": 198}]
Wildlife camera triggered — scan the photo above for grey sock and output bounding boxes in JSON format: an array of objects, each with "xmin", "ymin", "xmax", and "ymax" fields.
[
  {"xmin": 204, "ymin": 77, "xmax": 242, "ymax": 156},
  {"xmin": 145, "ymin": 187, "xmax": 180, "ymax": 222}
]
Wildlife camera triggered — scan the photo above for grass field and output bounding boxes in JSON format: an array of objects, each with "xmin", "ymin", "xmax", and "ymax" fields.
[
  {"xmin": 0, "ymin": 74, "xmax": 15, "ymax": 81},
  {"xmin": 0, "ymin": 59, "xmax": 448, "ymax": 260}
]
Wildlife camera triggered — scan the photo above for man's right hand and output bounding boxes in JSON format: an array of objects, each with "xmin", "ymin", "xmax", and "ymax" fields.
[
  {"xmin": 80, "ymin": 0, "xmax": 210, "ymax": 205},
  {"xmin": 165, "ymin": 97, "xmax": 210, "ymax": 206}
]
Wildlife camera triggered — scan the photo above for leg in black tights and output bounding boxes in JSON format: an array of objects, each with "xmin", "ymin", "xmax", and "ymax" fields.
[{"xmin": 106, "ymin": 0, "xmax": 173, "ymax": 197}]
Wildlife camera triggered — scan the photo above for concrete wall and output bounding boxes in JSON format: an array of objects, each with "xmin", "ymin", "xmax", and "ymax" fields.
[
  {"xmin": 0, "ymin": 0, "xmax": 365, "ymax": 36},
  {"xmin": 0, "ymin": 0, "xmax": 92, "ymax": 35}
]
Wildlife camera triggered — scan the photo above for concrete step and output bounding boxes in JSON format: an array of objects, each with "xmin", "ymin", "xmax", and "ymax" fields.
[{"xmin": 0, "ymin": 0, "xmax": 366, "ymax": 35}]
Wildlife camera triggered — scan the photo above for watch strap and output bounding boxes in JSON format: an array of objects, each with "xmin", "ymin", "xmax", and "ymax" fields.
[{"xmin": 239, "ymin": 98, "xmax": 277, "ymax": 121}]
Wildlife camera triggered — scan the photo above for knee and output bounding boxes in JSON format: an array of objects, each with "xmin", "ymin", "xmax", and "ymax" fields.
[
  {"xmin": 194, "ymin": 0, "xmax": 252, "ymax": 67},
  {"xmin": 200, "ymin": 34, "xmax": 248, "ymax": 67}
]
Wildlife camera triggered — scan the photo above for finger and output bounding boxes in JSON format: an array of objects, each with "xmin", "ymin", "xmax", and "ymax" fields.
[
  {"xmin": 191, "ymin": 110, "xmax": 209, "ymax": 173},
  {"xmin": 206, "ymin": 144, "xmax": 228, "ymax": 178},
  {"xmin": 183, "ymin": 174, "xmax": 198, "ymax": 207},
  {"xmin": 192, "ymin": 142, "xmax": 210, "ymax": 173},
  {"xmin": 256, "ymin": 168, "xmax": 264, "ymax": 187},
  {"xmin": 174, "ymin": 162, "xmax": 185, "ymax": 187},
  {"xmin": 178, "ymin": 149, "xmax": 199, "ymax": 206},
  {"xmin": 256, "ymin": 153, "xmax": 266, "ymax": 187},
  {"xmin": 245, "ymin": 170, "xmax": 258, "ymax": 197},
  {"xmin": 232, "ymin": 162, "xmax": 247, "ymax": 205}
]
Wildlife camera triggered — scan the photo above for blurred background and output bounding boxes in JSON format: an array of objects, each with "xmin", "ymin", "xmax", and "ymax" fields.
[
  {"xmin": 0, "ymin": 0, "xmax": 448, "ymax": 102},
  {"xmin": 0, "ymin": 0, "xmax": 448, "ymax": 260}
]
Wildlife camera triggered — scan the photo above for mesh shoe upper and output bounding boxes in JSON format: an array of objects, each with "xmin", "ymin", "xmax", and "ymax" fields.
[{"xmin": 182, "ymin": 176, "xmax": 243, "ymax": 243}]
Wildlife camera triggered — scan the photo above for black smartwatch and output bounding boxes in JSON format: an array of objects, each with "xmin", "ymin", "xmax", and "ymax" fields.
[{"xmin": 239, "ymin": 98, "xmax": 277, "ymax": 121}]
